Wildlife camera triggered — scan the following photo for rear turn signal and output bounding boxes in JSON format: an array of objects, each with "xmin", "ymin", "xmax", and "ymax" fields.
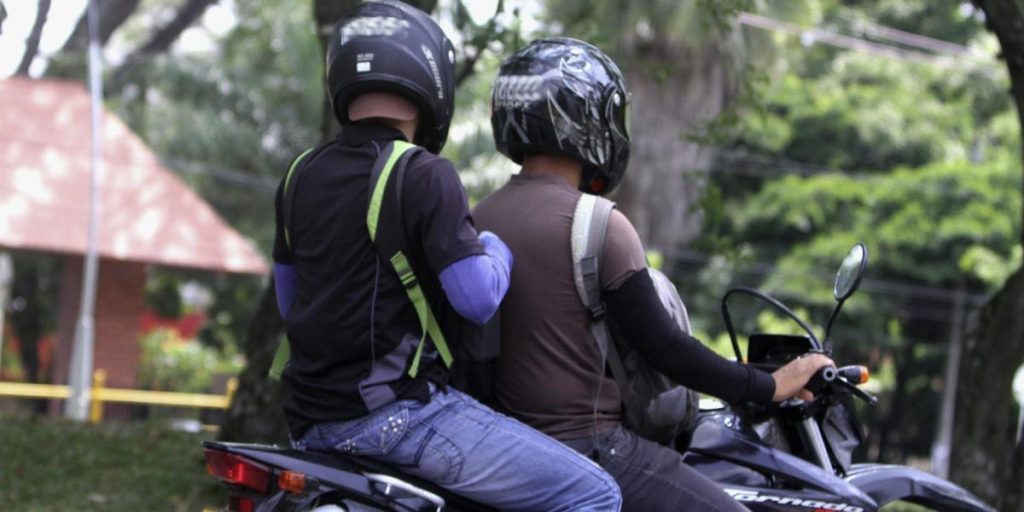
[
  {"xmin": 279, "ymin": 470, "xmax": 308, "ymax": 494},
  {"xmin": 204, "ymin": 449, "xmax": 271, "ymax": 494}
]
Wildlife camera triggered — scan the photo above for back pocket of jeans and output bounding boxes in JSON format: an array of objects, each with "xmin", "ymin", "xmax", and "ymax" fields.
[{"xmin": 318, "ymin": 405, "xmax": 410, "ymax": 456}]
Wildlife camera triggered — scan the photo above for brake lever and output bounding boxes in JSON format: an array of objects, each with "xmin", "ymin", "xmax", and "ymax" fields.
[{"xmin": 835, "ymin": 376, "xmax": 878, "ymax": 405}]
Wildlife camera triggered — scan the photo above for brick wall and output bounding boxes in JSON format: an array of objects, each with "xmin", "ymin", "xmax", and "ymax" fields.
[{"xmin": 51, "ymin": 256, "xmax": 146, "ymax": 418}]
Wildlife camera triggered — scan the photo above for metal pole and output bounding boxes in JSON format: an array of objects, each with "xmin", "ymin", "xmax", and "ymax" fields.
[
  {"xmin": 1014, "ymin": 364, "xmax": 1024, "ymax": 447},
  {"xmin": 65, "ymin": 0, "xmax": 104, "ymax": 420},
  {"xmin": 931, "ymin": 283, "xmax": 966, "ymax": 478},
  {"xmin": 0, "ymin": 253, "xmax": 11, "ymax": 374}
]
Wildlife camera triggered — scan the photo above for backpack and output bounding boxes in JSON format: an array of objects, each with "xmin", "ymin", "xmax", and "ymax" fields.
[
  {"xmin": 571, "ymin": 194, "xmax": 699, "ymax": 444},
  {"xmin": 270, "ymin": 140, "xmax": 483, "ymax": 382}
]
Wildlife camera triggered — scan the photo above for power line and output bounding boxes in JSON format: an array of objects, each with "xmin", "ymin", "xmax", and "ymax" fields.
[
  {"xmin": 845, "ymin": 16, "xmax": 977, "ymax": 60},
  {"xmin": 737, "ymin": 12, "xmax": 997, "ymax": 69},
  {"xmin": 163, "ymin": 158, "xmax": 278, "ymax": 192}
]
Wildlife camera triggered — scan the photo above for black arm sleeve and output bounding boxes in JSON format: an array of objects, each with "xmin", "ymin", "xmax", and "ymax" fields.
[{"xmin": 604, "ymin": 270, "xmax": 776, "ymax": 405}]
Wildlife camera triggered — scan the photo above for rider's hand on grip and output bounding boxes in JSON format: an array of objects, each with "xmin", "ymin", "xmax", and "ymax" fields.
[{"xmin": 770, "ymin": 353, "xmax": 835, "ymax": 402}]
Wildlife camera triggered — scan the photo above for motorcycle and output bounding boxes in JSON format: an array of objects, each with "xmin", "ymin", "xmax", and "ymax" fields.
[
  {"xmin": 202, "ymin": 243, "xmax": 995, "ymax": 511},
  {"xmin": 679, "ymin": 243, "xmax": 995, "ymax": 512}
]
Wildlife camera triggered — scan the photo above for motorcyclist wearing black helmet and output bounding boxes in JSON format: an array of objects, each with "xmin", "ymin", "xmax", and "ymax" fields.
[
  {"xmin": 272, "ymin": 4, "xmax": 621, "ymax": 510},
  {"xmin": 474, "ymin": 37, "xmax": 834, "ymax": 511}
]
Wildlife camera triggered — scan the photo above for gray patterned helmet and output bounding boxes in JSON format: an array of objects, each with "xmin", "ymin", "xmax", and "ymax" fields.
[{"xmin": 491, "ymin": 37, "xmax": 630, "ymax": 195}]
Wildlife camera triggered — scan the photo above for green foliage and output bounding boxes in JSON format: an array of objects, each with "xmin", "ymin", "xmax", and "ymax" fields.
[
  {"xmin": 145, "ymin": 273, "xmax": 183, "ymax": 319},
  {"xmin": 195, "ymin": 273, "xmax": 267, "ymax": 352},
  {"xmin": 960, "ymin": 244, "xmax": 1023, "ymax": 290},
  {"xmin": 684, "ymin": 0, "xmax": 1020, "ymax": 463},
  {"xmin": 734, "ymin": 53, "xmax": 1007, "ymax": 172},
  {"xmin": 845, "ymin": 0, "xmax": 986, "ymax": 46},
  {"xmin": 138, "ymin": 328, "xmax": 243, "ymax": 393},
  {"xmin": 111, "ymin": 0, "xmax": 322, "ymax": 252},
  {"xmin": 544, "ymin": 0, "xmax": 752, "ymax": 51},
  {"xmin": 105, "ymin": 0, "xmax": 322, "ymax": 363},
  {"xmin": 734, "ymin": 159, "xmax": 1021, "ymax": 292},
  {"xmin": 0, "ymin": 415, "xmax": 223, "ymax": 511}
]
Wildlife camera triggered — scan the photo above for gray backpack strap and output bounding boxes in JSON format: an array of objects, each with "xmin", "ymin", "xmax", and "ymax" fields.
[{"xmin": 571, "ymin": 194, "xmax": 630, "ymax": 396}]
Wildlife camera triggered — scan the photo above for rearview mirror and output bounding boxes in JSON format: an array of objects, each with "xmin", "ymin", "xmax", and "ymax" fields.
[{"xmin": 834, "ymin": 243, "xmax": 867, "ymax": 301}]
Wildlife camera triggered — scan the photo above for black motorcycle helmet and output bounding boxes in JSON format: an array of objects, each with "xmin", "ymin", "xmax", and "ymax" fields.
[
  {"xmin": 491, "ymin": 37, "xmax": 631, "ymax": 195},
  {"xmin": 326, "ymin": 1, "xmax": 456, "ymax": 153}
]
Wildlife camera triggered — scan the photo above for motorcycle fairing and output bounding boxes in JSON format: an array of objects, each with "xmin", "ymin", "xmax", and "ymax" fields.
[
  {"xmin": 821, "ymin": 398, "xmax": 862, "ymax": 473},
  {"xmin": 844, "ymin": 464, "xmax": 997, "ymax": 512},
  {"xmin": 720, "ymin": 485, "xmax": 871, "ymax": 512},
  {"xmin": 685, "ymin": 413, "xmax": 875, "ymax": 506}
]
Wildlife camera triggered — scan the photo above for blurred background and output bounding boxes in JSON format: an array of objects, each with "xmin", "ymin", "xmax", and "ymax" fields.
[{"xmin": 0, "ymin": 0, "xmax": 1022, "ymax": 510}]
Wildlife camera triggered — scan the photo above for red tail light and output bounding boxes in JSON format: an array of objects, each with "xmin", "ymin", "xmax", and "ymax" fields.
[{"xmin": 204, "ymin": 449, "xmax": 271, "ymax": 494}]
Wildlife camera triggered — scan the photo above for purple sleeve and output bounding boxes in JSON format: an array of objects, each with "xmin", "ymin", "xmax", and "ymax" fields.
[
  {"xmin": 273, "ymin": 263, "xmax": 298, "ymax": 318},
  {"xmin": 439, "ymin": 231, "xmax": 513, "ymax": 325}
]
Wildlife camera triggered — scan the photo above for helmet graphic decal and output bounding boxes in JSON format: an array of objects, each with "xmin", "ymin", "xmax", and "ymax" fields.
[
  {"xmin": 421, "ymin": 44, "xmax": 444, "ymax": 99},
  {"xmin": 496, "ymin": 104, "xmax": 531, "ymax": 145},
  {"xmin": 493, "ymin": 75, "xmax": 544, "ymax": 108},
  {"xmin": 340, "ymin": 16, "xmax": 410, "ymax": 45}
]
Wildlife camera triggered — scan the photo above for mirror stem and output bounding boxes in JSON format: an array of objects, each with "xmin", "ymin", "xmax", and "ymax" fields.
[{"xmin": 823, "ymin": 299, "xmax": 844, "ymax": 350}]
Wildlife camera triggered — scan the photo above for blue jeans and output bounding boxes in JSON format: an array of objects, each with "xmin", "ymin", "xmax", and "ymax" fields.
[{"xmin": 296, "ymin": 386, "xmax": 621, "ymax": 511}]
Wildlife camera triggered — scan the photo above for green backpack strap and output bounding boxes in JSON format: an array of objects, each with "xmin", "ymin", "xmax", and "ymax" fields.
[
  {"xmin": 367, "ymin": 141, "xmax": 453, "ymax": 378},
  {"xmin": 269, "ymin": 148, "xmax": 316, "ymax": 380},
  {"xmin": 281, "ymin": 147, "xmax": 317, "ymax": 251}
]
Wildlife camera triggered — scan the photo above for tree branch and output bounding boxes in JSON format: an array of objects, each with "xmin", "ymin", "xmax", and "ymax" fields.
[
  {"xmin": 1, "ymin": 2, "xmax": 8, "ymax": 36},
  {"xmin": 15, "ymin": 0, "xmax": 51, "ymax": 75},
  {"xmin": 107, "ymin": 0, "xmax": 217, "ymax": 96},
  {"xmin": 60, "ymin": 0, "xmax": 140, "ymax": 53}
]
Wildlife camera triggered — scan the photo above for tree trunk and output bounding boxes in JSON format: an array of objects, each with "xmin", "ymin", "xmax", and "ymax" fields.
[
  {"xmin": 313, "ymin": 0, "xmax": 362, "ymax": 139},
  {"xmin": 874, "ymin": 340, "xmax": 916, "ymax": 462},
  {"xmin": 15, "ymin": 0, "xmax": 51, "ymax": 75},
  {"xmin": 613, "ymin": 43, "xmax": 735, "ymax": 255},
  {"xmin": 949, "ymin": 2, "xmax": 1024, "ymax": 508},
  {"xmin": 975, "ymin": 0, "xmax": 1024, "ymax": 238},
  {"xmin": 217, "ymin": 278, "xmax": 289, "ymax": 443},
  {"xmin": 950, "ymin": 268, "xmax": 1024, "ymax": 511}
]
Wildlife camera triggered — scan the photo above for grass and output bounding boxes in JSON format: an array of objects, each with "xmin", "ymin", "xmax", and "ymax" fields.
[
  {"xmin": 0, "ymin": 412, "xmax": 226, "ymax": 511},
  {"xmin": 0, "ymin": 412, "xmax": 957, "ymax": 512}
]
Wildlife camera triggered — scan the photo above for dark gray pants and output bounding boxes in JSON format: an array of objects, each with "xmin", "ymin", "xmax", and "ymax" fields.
[{"xmin": 563, "ymin": 425, "xmax": 748, "ymax": 512}]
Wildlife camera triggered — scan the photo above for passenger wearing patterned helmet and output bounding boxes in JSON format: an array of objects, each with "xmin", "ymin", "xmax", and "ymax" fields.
[
  {"xmin": 273, "ymin": 4, "xmax": 620, "ymax": 510},
  {"xmin": 475, "ymin": 37, "xmax": 833, "ymax": 511}
]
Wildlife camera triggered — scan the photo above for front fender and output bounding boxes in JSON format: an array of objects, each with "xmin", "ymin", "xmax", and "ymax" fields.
[{"xmin": 844, "ymin": 463, "xmax": 995, "ymax": 512}]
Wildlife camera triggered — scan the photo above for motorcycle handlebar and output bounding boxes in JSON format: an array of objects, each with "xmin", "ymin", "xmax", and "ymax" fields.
[
  {"xmin": 805, "ymin": 366, "xmax": 837, "ymax": 395},
  {"xmin": 822, "ymin": 364, "xmax": 878, "ymax": 405},
  {"xmin": 804, "ymin": 364, "xmax": 878, "ymax": 405}
]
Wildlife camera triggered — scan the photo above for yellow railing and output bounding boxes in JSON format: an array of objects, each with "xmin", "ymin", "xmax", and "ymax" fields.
[{"xmin": 0, "ymin": 369, "xmax": 238, "ymax": 424}]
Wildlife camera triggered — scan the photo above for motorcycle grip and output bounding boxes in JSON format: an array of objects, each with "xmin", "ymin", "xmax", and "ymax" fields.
[{"xmin": 805, "ymin": 366, "xmax": 837, "ymax": 394}]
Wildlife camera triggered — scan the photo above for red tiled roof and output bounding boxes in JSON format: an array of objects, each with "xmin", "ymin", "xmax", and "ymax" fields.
[{"xmin": 0, "ymin": 76, "xmax": 267, "ymax": 275}]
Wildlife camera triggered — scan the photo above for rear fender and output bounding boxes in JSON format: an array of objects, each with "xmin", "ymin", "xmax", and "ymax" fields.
[{"xmin": 844, "ymin": 464, "xmax": 996, "ymax": 512}]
